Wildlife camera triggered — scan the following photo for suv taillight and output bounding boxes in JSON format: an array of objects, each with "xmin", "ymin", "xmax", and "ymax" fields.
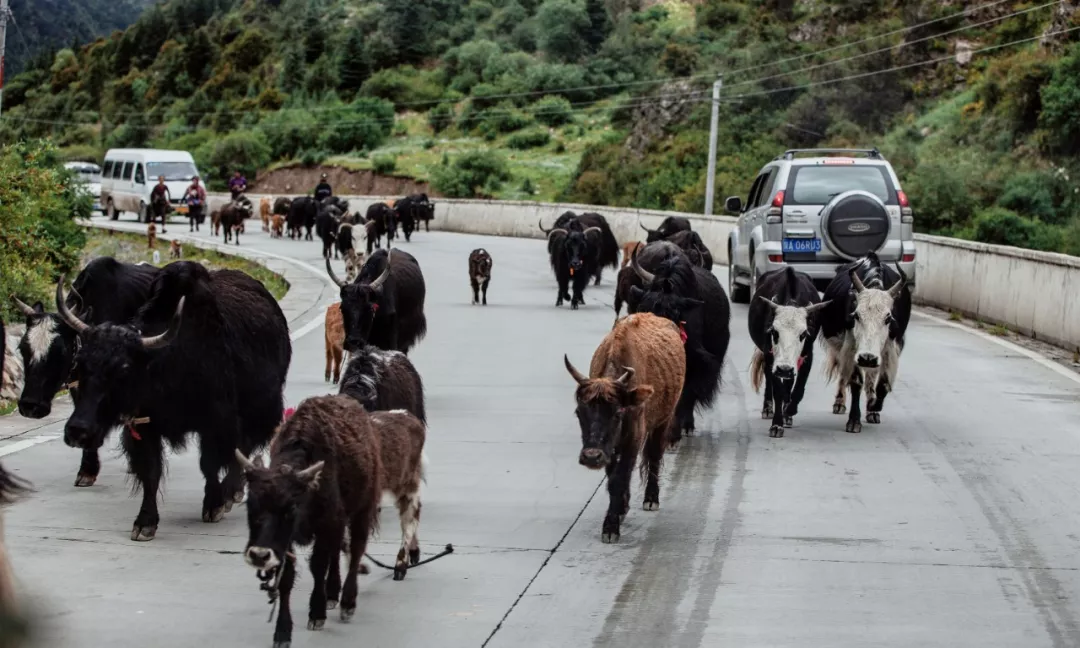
[
  {"xmin": 898, "ymin": 190, "xmax": 913, "ymax": 223},
  {"xmin": 767, "ymin": 190, "xmax": 784, "ymax": 224}
]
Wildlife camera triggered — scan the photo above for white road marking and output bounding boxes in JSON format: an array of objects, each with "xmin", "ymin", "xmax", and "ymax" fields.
[
  {"xmin": 0, "ymin": 435, "xmax": 62, "ymax": 458},
  {"xmin": 911, "ymin": 311, "xmax": 1080, "ymax": 386}
]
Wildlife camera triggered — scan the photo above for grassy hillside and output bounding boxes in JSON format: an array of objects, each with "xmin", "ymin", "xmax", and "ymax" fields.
[{"xmin": 3, "ymin": 0, "xmax": 1080, "ymax": 253}]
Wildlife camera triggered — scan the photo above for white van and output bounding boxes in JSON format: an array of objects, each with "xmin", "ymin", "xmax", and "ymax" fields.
[{"xmin": 100, "ymin": 149, "xmax": 201, "ymax": 222}]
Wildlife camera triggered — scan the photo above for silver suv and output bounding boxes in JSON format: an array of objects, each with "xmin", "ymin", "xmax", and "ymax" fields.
[{"xmin": 724, "ymin": 148, "xmax": 916, "ymax": 303}]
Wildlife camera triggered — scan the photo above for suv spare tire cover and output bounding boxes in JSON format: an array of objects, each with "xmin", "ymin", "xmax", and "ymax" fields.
[{"xmin": 821, "ymin": 190, "xmax": 890, "ymax": 259}]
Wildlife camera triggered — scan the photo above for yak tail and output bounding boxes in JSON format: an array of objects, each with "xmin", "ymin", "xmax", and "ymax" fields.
[{"xmin": 749, "ymin": 348, "xmax": 766, "ymax": 394}]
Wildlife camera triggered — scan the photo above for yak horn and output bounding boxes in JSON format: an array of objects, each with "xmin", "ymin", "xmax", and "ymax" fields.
[
  {"xmin": 631, "ymin": 248, "xmax": 655, "ymax": 283},
  {"xmin": 140, "ymin": 296, "xmax": 184, "ymax": 350},
  {"xmin": 12, "ymin": 296, "xmax": 36, "ymax": 317},
  {"xmin": 368, "ymin": 250, "xmax": 392, "ymax": 290},
  {"xmin": 234, "ymin": 449, "xmax": 258, "ymax": 473},
  {"xmin": 850, "ymin": 269, "xmax": 866, "ymax": 293},
  {"xmin": 55, "ymin": 275, "xmax": 90, "ymax": 334},
  {"xmin": 889, "ymin": 263, "xmax": 908, "ymax": 297},
  {"xmin": 546, "ymin": 227, "xmax": 568, "ymax": 240},
  {"xmin": 616, "ymin": 367, "xmax": 635, "ymax": 386},
  {"xmin": 326, "ymin": 257, "xmax": 347, "ymax": 288},
  {"xmin": 805, "ymin": 300, "xmax": 831, "ymax": 314},
  {"xmin": 564, "ymin": 354, "xmax": 588, "ymax": 385},
  {"xmin": 582, "ymin": 226, "xmax": 602, "ymax": 238},
  {"xmin": 538, "ymin": 218, "xmax": 553, "ymax": 234},
  {"xmin": 296, "ymin": 461, "xmax": 325, "ymax": 486},
  {"xmin": 639, "ymin": 222, "xmax": 654, "ymax": 234},
  {"xmin": 757, "ymin": 295, "xmax": 780, "ymax": 310}
]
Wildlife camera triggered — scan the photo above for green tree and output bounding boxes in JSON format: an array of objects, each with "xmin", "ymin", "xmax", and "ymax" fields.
[
  {"xmin": 185, "ymin": 28, "xmax": 217, "ymax": 85},
  {"xmin": 303, "ymin": 6, "xmax": 327, "ymax": 64},
  {"xmin": 1039, "ymin": 44, "xmax": 1080, "ymax": 155},
  {"xmin": 338, "ymin": 30, "xmax": 371, "ymax": 97},
  {"xmin": 207, "ymin": 130, "xmax": 272, "ymax": 182},
  {"xmin": 280, "ymin": 45, "xmax": 306, "ymax": 93},
  {"xmin": 382, "ymin": 0, "xmax": 436, "ymax": 65},
  {"xmin": 583, "ymin": 0, "xmax": 611, "ymax": 53},
  {"xmin": 305, "ymin": 54, "xmax": 339, "ymax": 96},
  {"xmin": 537, "ymin": 0, "xmax": 591, "ymax": 63}
]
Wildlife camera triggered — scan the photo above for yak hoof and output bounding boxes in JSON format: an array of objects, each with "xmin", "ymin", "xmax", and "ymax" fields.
[
  {"xmin": 761, "ymin": 407, "xmax": 773, "ymax": 420},
  {"xmin": 272, "ymin": 642, "xmax": 291, "ymax": 648},
  {"xmin": 393, "ymin": 566, "xmax": 407, "ymax": 581},
  {"xmin": 232, "ymin": 489, "xmax": 246, "ymax": 504},
  {"xmin": 833, "ymin": 403, "xmax": 847, "ymax": 415},
  {"xmin": 601, "ymin": 532, "xmax": 620, "ymax": 544},
  {"xmin": 221, "ymin": 499, "xmax": 234, "ymax": 514},
  {"xmin": 341, "ymin": 607, "xmax": 356, "ymax": 622},
  {"xmin": 359, "ymin": 563, "xmax": 370, "ymax": 575},
  {"xmin": 131, "ymin": 525, "xmax": 157, "ymax": 542},
  {"xmin": 784, "ymin": 416, "xmax": 794, "ymax": 428},
  {"xmin": 202, "ymin": 506, "xmax": 227, "ymax": 523},
  {"xmin": 409, "ymin": 548, "xmax": 420, "ymax": 565},
  {"xmin": 307, "ymin": 618, "xmax": 325, "ymax": 631},
  {"xmin": 845, "ymin": 420, "xmax": 862, "ymax": 434},
  {"xmin": 326, "ymin": 600, "xmax": 338, "ymax": 610},
  {"xmin": 866, "ymin": 412, "xmax": 881, "ymax": 424},
  {"xmin": 643, "ymin": 500, "xmax": 659, "ymax": 511},
  {"xmin": 769, "ymin": 424, "xmax": 785, "ymax": 438},
  {"xmin": 74, "ymin": 473, "xmax": 97, "ymax": 488}
]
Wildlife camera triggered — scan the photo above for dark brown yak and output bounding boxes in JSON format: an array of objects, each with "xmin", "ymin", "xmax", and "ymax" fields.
[{"xmin": 564, "ymin": 312, "xmax": 685, "ymax": 543}]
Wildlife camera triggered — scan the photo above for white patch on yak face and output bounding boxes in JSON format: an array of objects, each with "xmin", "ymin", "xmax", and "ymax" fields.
[
  {"xmin": 25, "ymin": 318, "xmax": 58, "ymax": 365},
  {"xmin": 244, "ymin": 546, "xmax": 280, "ymax": 570},
  {"xmin": 851, "ymin": 289, "xmax": 896, "ymax": 369},
  {"xmin": 768, "ymin": 306, "xmax": 810, "ymax": 375}
]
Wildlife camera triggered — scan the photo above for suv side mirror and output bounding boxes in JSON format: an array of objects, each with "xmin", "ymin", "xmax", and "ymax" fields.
[{"xmin": 725, "ymin": 196, "xmax": 743, "ymax": 214}]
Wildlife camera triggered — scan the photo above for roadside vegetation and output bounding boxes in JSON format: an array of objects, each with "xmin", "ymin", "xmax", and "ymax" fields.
[{"xmin": 4, "ymin": 0, "xmax": 1080, "ymax": 254}]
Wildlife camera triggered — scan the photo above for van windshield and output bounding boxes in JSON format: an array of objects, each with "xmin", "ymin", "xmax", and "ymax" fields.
[{"xmin": 147, "ymin": 161, "xmax": 198, "ymax": 181}]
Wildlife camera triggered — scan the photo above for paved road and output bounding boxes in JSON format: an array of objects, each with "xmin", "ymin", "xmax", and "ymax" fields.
[{"xmin": 2, "ymin": 214, "xmax": 1079, "ymax": 648}]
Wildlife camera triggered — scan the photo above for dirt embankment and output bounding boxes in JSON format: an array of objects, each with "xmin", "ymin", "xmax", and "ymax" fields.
[{"xmin": 251, "ymin": 165, "xmax": 434, "ymax": 197}]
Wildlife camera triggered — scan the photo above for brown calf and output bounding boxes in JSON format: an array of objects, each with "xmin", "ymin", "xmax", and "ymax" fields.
[
  {"xmin": 564, "ymin": 312, "xmax": 685, "ymax": 543},
  {"xmin": 325, "ymin": 303, "xmax": 346, "ymax": 383},
  {"xmin": 146, "ymin": 223, "xmax": 157, "ymax": 249},
  {"xmin": 620, "ymin": 241, "xmax": 643, "ymax": 268},
  {"xmin": 271, "ymin": 214, "xmax": 285, "ymax": 239},
  {"xmin": 260, "ymin": 196, "xmax": 272, "ymax": 232},
  {"xmin": 237, "ymin": 395, "xmax": 381, "ymax": 646},
  {"xmin": 367, "ymin": 409, "xmax": 426, "ymax": 579},
  {"xmin": 211, "ymin": 209, "xmax": 222, "ymax": 236}
]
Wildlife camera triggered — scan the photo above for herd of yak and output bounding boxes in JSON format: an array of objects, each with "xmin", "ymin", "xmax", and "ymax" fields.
[{"xmin": 0, "ymin": 204, "xmax": 912, "ymax": 647}]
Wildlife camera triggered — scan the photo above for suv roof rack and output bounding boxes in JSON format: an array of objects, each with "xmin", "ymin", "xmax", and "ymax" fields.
[{"xmin": 775, "ymin": 148, "xmax": 884, "ymax": 161}]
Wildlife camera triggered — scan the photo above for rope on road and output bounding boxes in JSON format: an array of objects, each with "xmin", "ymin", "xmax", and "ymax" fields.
[{"xmin": 364, "ymin": 543, "xmax": 455, "ymax": 572}]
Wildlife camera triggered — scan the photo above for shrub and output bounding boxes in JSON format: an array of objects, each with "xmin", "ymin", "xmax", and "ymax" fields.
[
  {"xmin": 507, "ymin": 128, "xmax": 551, "ymax": 149},
  {"xmin": 970, "ymin": 207, "xmax": 1038, "ymax": 248},
  {"xmin": 479, "ymin": 101, "xmax": 535, "ymax": 134},
  {"xmin": 299, "ymin": 149, "xmax": 330, "ymax": 167},
  {"xmin": 521, "ymin": 177, "xmax": 535, "ymax": 194},
  {"xmin": 317, "ymin": 97, "xmax": 396, "ymax": 155},
  {"xmin": 530, "ymin": 95, "xmax": 573, "ymax": 126},
  {"xmin": 0, "ymin": 140, "xmax": 88, "ymax": 322},
  {"xmin": 997, "ymin": 170, "xmax": 1075, "ymax": 226},
  {"xmin": 554, "ymin": 140, "xmax": 566, "ymax": 153},
  {"xmin": 537, "ymin": 0, "xmax": 591, "ymax": 63},
  {"xmin": 432, "ymin": 151, "xmax": 512, "ymax": 197},
  {"xmin": 373, "ymin": 154, "xmax": 397, "ymax": 174},
  {"xmin": 429, "ymin": 102, "xmax": 456, "ymax": 133},
  {"xmin": 696, "ymin": 0, "xmax": 744, "ymax": 31},
  {"xmin": 258, "ymin": 108, "xmax": 320, "ymax": 160},
  {"xmin": 206, "ymin": 130, "xmax": 272, "ymax": 183},
  {"xmin": 360, "ymin": 66, "xmax": 444, "ymax": 109},
  {"xmin": 660, "ymin": 43, "xmax": 699, "ymax": 76},
  {"xmin": 1039, "ymin": 44, "xmax": 1080, "ymax": 155}
]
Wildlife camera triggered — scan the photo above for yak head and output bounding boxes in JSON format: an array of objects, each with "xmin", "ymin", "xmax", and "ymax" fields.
[
  {"xmin": 848, "ymin": 263, "xmax": 907, "ymax": 370},
  {"xmin": 55, "ymin": 278, "xmax": 185, "ymax": 449},
  {"xmin": 758, "ymin": 297, "xmax": 830, "ymax": 380},
  {"xmin": 564, "ymin": 356, "xmax": 653, "ymax": 469},
  {"xmin": 12, "ymin": 296, "xmax": 84, "ymax": 419},
  {"xmin": 627, "ymin": 252, "xmax": 703, "ymax": 333},
  {"xmin": 328, "ymin": 250, "xmax": 392, "ymax": 352},
  {"xmin": 235, "ymin": 449, "xmax": 323, "ymax": 572},
  {"xmin": 544, "ymin": 224, "xmax": 601, "ymax": 277},
  {"xmin": 639, "ymin": 222, "xmax": 666, "ymax": 244}
]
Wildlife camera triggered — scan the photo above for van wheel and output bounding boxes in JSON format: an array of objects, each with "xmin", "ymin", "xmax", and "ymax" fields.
[
  {"xmin": 728, "ymin": 244, "xmax": 750, "ymax": 304},
  {"xmin": 107, "ymin": 200, "xmax": 120, "ymax": 221},
  {"xmin": 139, "ymin": 202, "xmax": 148, "ymax": 223}
]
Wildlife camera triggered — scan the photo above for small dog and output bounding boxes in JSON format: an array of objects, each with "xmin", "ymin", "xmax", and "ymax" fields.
[
  {"xmin": 621, "ymin": 241, "xmax": 644, "ymax": 269},
  {"xmin": 469, "ymin": 248, "xmax": 493, "ymax": 305},
  {"xmin": 271, "ymin": 214, "xmax": 285, "ymax": 239},
  {"xmin": 147, "ymin": 223, "xmax": 157, "ymax": 249},
  {"xmin": 259, "ymin": 196, "xmax": 272, "ymax": 232},
  {"xmin": 169, "ymin": 239, "xmax": 182, "ymax": 259},
  {"xmin": 344, "ymin": 248, "xmax": 364, "ymax": 283}
]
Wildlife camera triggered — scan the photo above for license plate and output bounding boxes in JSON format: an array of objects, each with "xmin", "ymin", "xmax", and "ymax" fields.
[
  {"xmin": 176, "ymin": 206, "xmax": 188, "ymax": 214},
  {"xmin": 782, "ymin": 238, "xmax": 821, "ymax": 253}
]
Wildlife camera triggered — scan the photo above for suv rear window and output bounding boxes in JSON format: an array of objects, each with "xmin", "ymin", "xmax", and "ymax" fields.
[{"xmin": 787, "ymin": 165, "xmax": 893, "ymax": 205}]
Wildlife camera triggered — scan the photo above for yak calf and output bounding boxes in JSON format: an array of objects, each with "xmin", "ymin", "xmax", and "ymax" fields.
[{"xmin": 468, "ymin": 248, "xmax": 492, "ymax": 306}]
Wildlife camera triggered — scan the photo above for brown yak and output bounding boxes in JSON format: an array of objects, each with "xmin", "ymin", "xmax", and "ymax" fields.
[
  {"xmin": 324, "ymin": 303, "xmax": 346, "ymax": 384},
  {"xmin": 564, "ymin": 312, "xmax": 685, "ymax": 543}
]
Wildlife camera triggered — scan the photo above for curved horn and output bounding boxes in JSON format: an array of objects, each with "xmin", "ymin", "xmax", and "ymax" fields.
[
  {"xmin": 639, "ymin": 222, "xmax": 654, "ymax": 234},
  {"xmin": 325, "ymin": 257, "xmax": 347, "ymax": 288},
  {"xmin": 538, "ymin": 218, "xmax": 553, "ymax": 234},
  {"xmin": 757, "ymin": 295, "xmax": 780, "ymax": 310},
  {"xmin": 582, "ymin": 226, "xmax": 602, "ymax": 238},
  {"xmin": 805, "ymin": 300, "xmax": 831, "ymax": 314},
  {"xmin": 889, "ymin": 263, "xmax": 908, "ymax": 297},
  {"xmin": 11, "ymin": 296, "xmax": 36, "ymax": 317},
  {"xmin": 55, "ymin": 275, "xmax": 89, "ymax": 334},
  {"xmin": 140, "ymin": 296, "xmax": 184, "ymax": 350},
  {"xmin": 631, "ymin": 248, "xmax": 655, "ymax": 283},
  {"xmin": 849, "ymin": 269, "xmax": 866, "ymax": 293},
  {"xmin": 564, "ymin": 354, "xmax": 588, "ymax": 385},
  {"xmin": 368, "ymin": 250, "xmax": 392, "ymax": 290},
  {"xmin": 234, "ymin": 449, "xmax": 258, "ymax": 473},
  {"xmin": 546, "ymin": 228, "xmax": 568, "ymax": 240},
  {"xmin": 616, "ymin": 366, "xmax": 635, "ymax": 386}
]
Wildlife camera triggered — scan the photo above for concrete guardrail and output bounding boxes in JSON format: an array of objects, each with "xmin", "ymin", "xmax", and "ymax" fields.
[{"xmin": 203, "ymin": 193, "xmax": 1080, "ymax": 351}]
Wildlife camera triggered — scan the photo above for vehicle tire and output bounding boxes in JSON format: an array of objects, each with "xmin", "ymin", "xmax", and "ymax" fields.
[
  {"xmin": 749, "ymin": 252, "xmax": 760, "ymax": 299},
  {"xmin": 728, "ymin": 244, "xmax": 750, "ymax": 304},
  {"xmin": 107, "ymin": 200, "xmax": 120, "ymax": 221},
  {"xmin": 139, "ymin": 202, "xmax": 148, "ymax": 224}
]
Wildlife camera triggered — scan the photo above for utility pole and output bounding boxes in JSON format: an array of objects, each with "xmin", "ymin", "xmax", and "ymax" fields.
[
  {"xmin": 0, "ymin": 0, "xmax": 9, "ymax": 118},
  {"xmin": 703, "ymin": 74, "xmax": 723, "ymax": 217}
]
